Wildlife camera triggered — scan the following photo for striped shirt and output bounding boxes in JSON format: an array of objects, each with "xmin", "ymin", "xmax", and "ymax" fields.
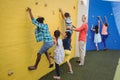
[
  {"xmin": 32, "ymin": 18, "xmax": 52, "ymax": 42},
  {"xmin": 65, "ymin": 17, "xmax": 73, "ymax": 34}
]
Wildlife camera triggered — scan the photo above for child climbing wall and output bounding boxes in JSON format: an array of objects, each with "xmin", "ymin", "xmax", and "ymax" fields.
[
  {"xmin": 0, "ymin": 0, "xmax": 78, "ymax": 80},
  {"xmin": 87, "ymin": 0, "xmax": 120, "ymax": 50}
]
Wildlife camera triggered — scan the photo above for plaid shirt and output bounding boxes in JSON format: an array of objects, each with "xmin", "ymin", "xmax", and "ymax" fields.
[{"xmin": 32, "ymin": 18, "xmax": 52, "ymax": 42}]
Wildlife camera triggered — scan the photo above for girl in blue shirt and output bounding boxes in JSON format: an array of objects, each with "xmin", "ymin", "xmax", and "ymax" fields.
[{"xmin": 63, "ymin": 31, "xmax": 73, "ymax": 74}]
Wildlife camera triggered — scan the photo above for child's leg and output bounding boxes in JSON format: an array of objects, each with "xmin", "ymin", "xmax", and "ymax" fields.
[
  {"xmin": 44, "ymin": 42, "xmax": 53, "ymax": 68},
  {"xmin": 102, "ymin": 36, "xmax": 106, "ymax": 48},
  {"xmin": 45, "ymin": 52, "xmax": 53, "ymax": 68},
  {"xmin": 48, "ymin": 52, "xmax": 54, "ymax": 59},
  {"xmin": 95, "ymin": 43, "xmax": 99, "ymax": 51},
  {"xmin": 34, "ymin": 53, "xmax": 41, "ymax": 68},
  {"xmin": 65, "ymin": 50, "xmax": 73, "ymax": 73},
  {"xmin": 28, "ymin": 53, "xmax": 41, "ymax": 70},
  {"xmin": 66, "ymin": 61, "xmax": 73, "ymax": 74},
  {"xmin": 55, "ymin": 63, "xmax": 60, "ymax": 76},
  {"xmin": 53, "ymin": 63, "xmax": 60, "ymax": 80},
  {"xmin": 102, "ymin": 35, "xmax": 108, "ymax": 49}
]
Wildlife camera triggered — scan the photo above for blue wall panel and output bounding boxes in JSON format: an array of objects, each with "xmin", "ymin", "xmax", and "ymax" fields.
[{"xmin": 87, "ymin": 0, "xmax": 120, "ymax": 50}]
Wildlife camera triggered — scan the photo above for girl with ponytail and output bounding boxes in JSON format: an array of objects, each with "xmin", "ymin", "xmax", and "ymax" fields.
[{"xmin": 53, "ymin": 30, "xmax": 65, "ymax": 80}]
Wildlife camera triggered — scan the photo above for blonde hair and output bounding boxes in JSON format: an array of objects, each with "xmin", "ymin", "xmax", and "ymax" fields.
[
  {"xmin": 82, "ymin": 15, "xmax": 86, "ymax": 20},
  {"xmin": 82, "ymin": 15, "xmax": 87, "ymax": 22}
]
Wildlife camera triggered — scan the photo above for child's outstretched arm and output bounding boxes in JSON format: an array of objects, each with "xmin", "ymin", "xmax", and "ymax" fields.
[
  {"xmin": 91, "ymin": 24, "xmax": 95, "ymax": 31},
  {"xmin": 104, "ymin": 16, "xmax": 109, "ymax": 26},
  {"xmin": 97, "ymin": 16, "xmax": 103, "ymax": 25},
  {"xmin": 98, "ymin": 20, "xmax": 101, "ymax": 32},
  {"xmin": 98, "ymin": 20, "xmax": 100, "ymax": 28},
  {"xmin": 26, "ymin": 7, "xmax": 34, "ymax": 20},
  {"xmin": 60, "ymin": 31, "xmax": 66, "ymax": 38},
  {"xmin": 52, "ymin": 36, "xmax": 58, "ymax": 45},
  {"xmin": 59, "ymin": 8, "xmax": 65, "ymax": 20}
]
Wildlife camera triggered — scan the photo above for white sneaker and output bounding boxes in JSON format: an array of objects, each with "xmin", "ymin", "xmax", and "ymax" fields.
[
  {"xmin": 68, "ymin": 71, "xmax": 74, "ymax": 74},
  {"xmin": 53, "ymin": 76, "xmax": 60, "ymax": 80},
  {"xmin": 78, "ymin": 63, "xmax": 84, "ymax": 66}
]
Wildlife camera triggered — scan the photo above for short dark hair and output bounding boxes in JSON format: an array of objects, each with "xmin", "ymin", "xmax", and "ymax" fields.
[
  {"xmin": 105, "ymin": 23, "xmax": 108, "ymax": 27},
  {"xmin": 36, "ymin": 17, "xmax": 44, "ymax": 23},
  {"xmin": 64, "ymin": 12, "xmax": 70, "ymax": 18},
  {"xmin": 95, "ymin": 25, "xmax": 99, "ymax": 34},
  {"xmin": 65, "ymin": 31, "xmax": 71, "ymax": 39}
]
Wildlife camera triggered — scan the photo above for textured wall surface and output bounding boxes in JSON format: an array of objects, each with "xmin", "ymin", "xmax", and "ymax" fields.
[
  {"xmin": 0, "ymin": 0, "xmax": 77, "ymax": 80},
  {"xmin": 87, "ymin": 0, "xmax": 120, "ymax": 50}
]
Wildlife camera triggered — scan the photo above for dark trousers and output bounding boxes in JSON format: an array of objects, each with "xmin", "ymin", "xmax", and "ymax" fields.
[
  {"xmin": 102, "ymin": 35, "xmax": 108, "ymax": 48},
  {"xmin": 55, "ymin": 63, "xmax": 60, "ymax": 76}
]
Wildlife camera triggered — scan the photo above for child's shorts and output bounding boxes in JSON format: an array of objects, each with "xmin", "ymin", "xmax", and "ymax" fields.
[
  {"xmin": 64, "ymin": 50, "xmax": 71, "ymax": 62},
  {"xmin": 38, "ymin": 41, "xmax": 53, "ymax": 54}
]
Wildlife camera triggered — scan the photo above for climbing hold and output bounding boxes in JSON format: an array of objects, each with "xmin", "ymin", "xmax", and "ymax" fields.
[
  {"xmin": 8, "ymin": 70, "xmax": 14, "ymax": 76},
  {"xmin": 35, "ymin": 2, "xmax": 39, "ymax": 5},
  {"xmin": 92, "ymin": 15, "xmax": 94, "ymax": 18},
  {"xmin": 110, "ymin": 13, "xmax": 113, "ymax": 16},
  {"xmin": 52, "ymin": 10, "xmax": 55, "ymax": 15},
  {"xmin": 44, "ymin": 3, "xmax": 47, "ymax": 7},
  {"xmin": 73, "ymin": 6, "xmax": 76, "ymax": 9}
]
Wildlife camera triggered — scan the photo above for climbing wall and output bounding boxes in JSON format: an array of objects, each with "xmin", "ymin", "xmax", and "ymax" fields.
[
  {"xmin": 87, "ymin": 0, "xmax": 120, "ymax": 50},
  {"xmin": 0, "ymin": 0, "xmax": 78, "ymax": 80}
]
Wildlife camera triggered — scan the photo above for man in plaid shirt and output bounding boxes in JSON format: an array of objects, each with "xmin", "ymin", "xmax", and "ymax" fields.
[{"xmin": 27, "ymin": 7, "xmax": 53, "ymax": 70}]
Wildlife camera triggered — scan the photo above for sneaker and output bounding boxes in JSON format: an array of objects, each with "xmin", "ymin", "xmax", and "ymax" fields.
[
  {"xmin": 49, "ymin": 64, "xmax": 54, "ymax": 68},
  {"xmin": 76, "ymin": 61, "xmax": 80, "ymax": 63},
  {"xmin": 68, "ymin": 71, "xmax": 74, "ymax": 74},
  {"xmin": 78, "ymin": 63, "xmax": 84, "ymax": 66},
  {"xmin": 53, "ymin": 76, "xmax": 60, "ymax": 80},
  {"xmin": 28, "ymin": 66, "xmax": 37, "ymax": 70},
  {"xmin": 104, "ymin": 48, "xmax": 108, "ymax": 51},
  {"xmin": 97, "ymin": 48, "xmax": 99, "ymax": 51}
]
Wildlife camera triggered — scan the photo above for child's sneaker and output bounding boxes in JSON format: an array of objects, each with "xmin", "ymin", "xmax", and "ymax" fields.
[
  {"xmin": 68, "ymin": 71, "xmax": 73, "ymax": 74},
  {"xmin": 76, "ymin": 60, "xmax": 80, "ymax": 63},
  {"xmin": 49, "ymin": 64, "xmax": 54, "ymax": 68},
  {"xmin": 53, "ymin": 76, "xmax": 60, "ymax": 80},
  {"xmin": 28, "ymin": 66, "xmax": 37, "ymax": 70},
  {"xmin": 78, "ymin": 63, "xmax": 84, "ymax": 66}
]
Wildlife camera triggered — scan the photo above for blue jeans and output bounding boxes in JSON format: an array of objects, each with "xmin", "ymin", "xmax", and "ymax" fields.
[
  {"xmin": 102, "ymin": 35, "xmax": 108, "ymax": 48},
  {"xmin": 38, "ymin": 41, "xmax": 53, "ymax": 54}
]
